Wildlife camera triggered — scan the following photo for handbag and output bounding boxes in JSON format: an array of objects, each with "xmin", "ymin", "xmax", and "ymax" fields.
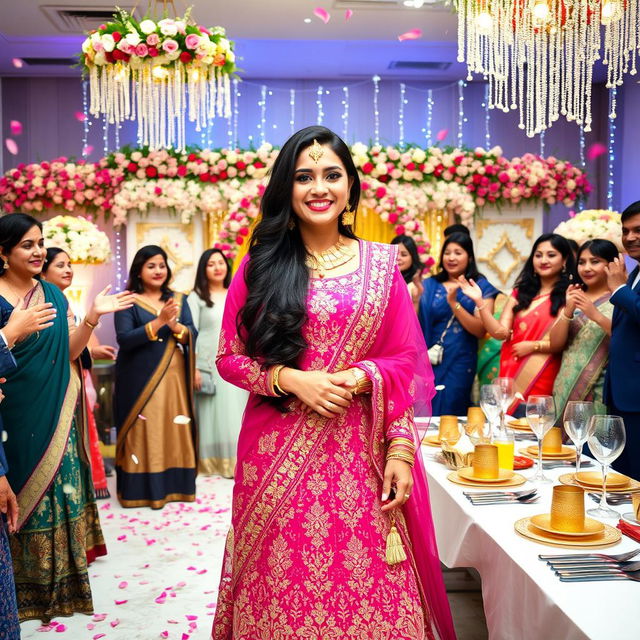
[
  {"xmin": 428, "ymin": 315, "xmax": 455, "ymax": 366},
  {"xmin": 196, "ymin": 369, "xmax": 216, "ymax": 395}
]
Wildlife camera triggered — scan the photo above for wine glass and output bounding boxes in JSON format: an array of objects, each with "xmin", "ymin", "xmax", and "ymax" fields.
[
  {"xmin": 495, "ymin": 376, "xmax": 515, "ymax": 430},
  {"xmin": 526, "ymin": 395, "xmax": 556, "ymax": 484},
  {"xmin": 586, "ymin": 415, "xmax": 626, "ymax": 519},
  {"xmin": 480, "ymin": 384, "xmax": 503, "ymax": 439},
  {"xmin": 563, "ymin": 401, "xmax": 595, "ymax": 479}
]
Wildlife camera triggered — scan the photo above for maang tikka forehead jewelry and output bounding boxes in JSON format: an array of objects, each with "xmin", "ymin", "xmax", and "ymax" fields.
[{"xmin": 308, "ymin": 139, "xmax": 324, "ymax": 164}]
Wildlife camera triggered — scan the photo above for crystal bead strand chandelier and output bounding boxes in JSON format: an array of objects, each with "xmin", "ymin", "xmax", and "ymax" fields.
[{"xmin": 455, "ymin": 0, "xmax": 640, "ymax": 136}]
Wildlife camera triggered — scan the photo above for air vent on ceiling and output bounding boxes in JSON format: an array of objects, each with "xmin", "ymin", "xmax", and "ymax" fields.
[
  {"xmin": 334, "ymin": 0, "xmax": 444, "ymax": 8},
  {"xmin": 41, "ymin": 5, "xmax": 137, "ymax": 33},
  {"xmin": 389, "ymin": 61, "xmax": 451, "ymax": 70},
  {"xmin": 20, "ymin": 57, "xmax": 78, "ymax": 67}
]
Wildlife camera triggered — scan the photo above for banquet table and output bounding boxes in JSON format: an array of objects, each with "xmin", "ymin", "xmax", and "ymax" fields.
[{"xmin": 420, "ymin": 420, "xmax": 639, "ymax": 640}]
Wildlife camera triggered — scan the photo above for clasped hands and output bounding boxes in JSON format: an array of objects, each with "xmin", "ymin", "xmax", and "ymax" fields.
[{"xmin": 565, "ymin": 284, "xmax": 597, "ymax": 319}]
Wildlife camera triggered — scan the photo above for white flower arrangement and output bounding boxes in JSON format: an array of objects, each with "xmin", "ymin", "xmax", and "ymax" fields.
[
  {"xmin": 553, "ymin": 209, "xmax": 623, "ymax": 252},
  {"xmin": 42, "ymin": 215, "xmax": 112, "ymax": 263}
]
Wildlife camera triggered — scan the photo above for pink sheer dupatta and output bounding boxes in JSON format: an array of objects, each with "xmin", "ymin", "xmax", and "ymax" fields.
[{"xmin": 355, "ymin": 267, "xmax": 457, "ymax": 640}]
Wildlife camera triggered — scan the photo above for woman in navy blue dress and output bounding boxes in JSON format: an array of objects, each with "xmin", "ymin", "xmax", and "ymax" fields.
[{"xmin": 419, "ymin": 232, "xmax": 500, "ymax": 415}]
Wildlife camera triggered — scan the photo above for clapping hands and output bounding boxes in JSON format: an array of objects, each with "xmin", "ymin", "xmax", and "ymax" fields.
[{"xmin": 457, "ymin": 275, "xmax": 483, "ymax": 304}]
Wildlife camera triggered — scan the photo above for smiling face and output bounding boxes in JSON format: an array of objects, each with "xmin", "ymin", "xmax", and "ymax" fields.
[
  {"xmin": 206, "ymin": 252, "xmax": 228, "ymax": 285},
  {"xmin": 44, "ymin": 251, "xmax": 73, "ymax": 291},
  {"xmin": 577, "ymin": 248, "xmax": 608, "ymax": 289},
  {"xmin": 622, "ymin": 212, "xmax": 640, "ymax": 261},
  {"xmin": 140, "ymin": 254, "xmax": 168, "ymax": 291},
  {"xmin": 442, "ymin": 242, "xmax": 469, "ymax": 279},
  {"xmin": 396, "ymin": 243, "xmax": 413, "ymax": 272},
  {"xmin": 291, "ymin": 143, "xmax": 353, "ymax": 231},
  {"xmin": 1, "ymin": 225, "xmax": 46, "ymax": 278},
  {"xmin": 532, "ymin": 240, "xmax": 565, "ymax": 279}
]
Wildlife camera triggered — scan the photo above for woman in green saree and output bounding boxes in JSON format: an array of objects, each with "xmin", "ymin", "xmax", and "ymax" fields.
[
  {"xmin": 0, "ymin": 213, "xmax": 134, "ymax": 622},
  {"xmin": 550, "ymin": 239, "xmax": 617, "ymax": 418}
]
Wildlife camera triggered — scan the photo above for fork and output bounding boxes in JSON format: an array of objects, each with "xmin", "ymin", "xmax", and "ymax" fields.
[
  {"xmin": 469, "ymin": 496, "xmax": 539, "ymax": 506},
  {"xmin": 550, "ymin": 560, "xmax": 640, "ymax": 572},
  {"xmin": 588, "ymin": 492, "xmax": 632, "ymax": 505},
  {"xmin": 543, "ymin": 461, "xmax": 594, "ymax": 470},
  {"xmin": 559, "ymin": 572, "xmax": 640, "ymax": 583},
  {"xmin": 539, "ymin": 548, "xmax": 640, "ymax": 562},
  {"xmin": 463, "ymin": 489, "xmax": 534, "ymax": 497}
]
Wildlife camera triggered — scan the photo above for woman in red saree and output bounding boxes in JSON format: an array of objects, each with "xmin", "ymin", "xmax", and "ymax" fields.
[
  {"xmin": 211, "ymin": 127, "xmax": 455, "ymax": 640},
  {"xmin": 459, "ymin": 233, "xmax": 574, "ymax": 413}
]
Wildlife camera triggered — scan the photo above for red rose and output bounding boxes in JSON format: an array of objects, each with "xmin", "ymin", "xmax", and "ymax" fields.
[
  {"xmin": 375, "ymin": 186, "xmax": 387, "ymax": 199},
  {"xmin": 148, "ymin": 47, "xmax": 159, "ymax": 57},
  {"xmin": 219, "ymin": 170, "xmax": 228, "ymax": 180},
  {"xmin": 453, "ymin": 155, "xmax": 464, "ymax": 166},
  {"xmin": 105, "ymin": 51, "xmax": 115, "ymax": 63},
  {"xmin": 179, "ymin": 51, "xmax": 192, "ymax": 63},
  {"xmin": 127, "ymin": 162, "xmax": 138, "ymax": 173},
  {"xmin": 154, "ymin": 186, "xmax": 162, "ymax": 195},
  {"xmin": 210, "ymin": 175, "xmax": 219, "ymax": 183},
  {"xmin": 177, "ymin": 165, "xmax": 187, "ymax": 176},
  {"xmin": 236, "ymin": 236, "xmax": 244, "ymax": 245},
  {"xmin": 361, "ymin": 162, "xmax": 374, "ymax": 174},
  {"xmin": 388, "ymin": 213, "xmax": 398, "ymax": 223},
  {"xmin": 253, "ymin": 161, "xmax": 265, "ymax": 169},
  {"xmin": 236, "ymin": 161, "xmax": 246, "ymax": 170},
  {"xmin": 112, "ymin": 50, "xmax": 129, "ymax": 61},
  {"xmin": 406, "ymin": 162, "xmax": 415, "ymax": 171},
  {"xmin": 199, "ymin": 173, "xmax": 210, "ymax": 182},
  {"xmin": 112, "ymin": 32, "xmax": 122, "ymax": 42},
  {"xmin": 239, "ymin": 227, "xmax": 249, "ymax": 237},
  {"xmin": 145, "ymin": 166, "xmax": 157, "ymax": 178},
  {"xmin": 188, "ymin": 153, "xmax": 197, "ymax": 162},
  {"xmin": 378, "ymin": 174, "xmax": 389, "ymax": 183}
]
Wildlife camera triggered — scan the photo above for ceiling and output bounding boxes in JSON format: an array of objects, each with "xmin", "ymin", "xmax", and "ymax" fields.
[{"xmin": 0, "ymin": 0, "xmax": 467, "ymax": 80}]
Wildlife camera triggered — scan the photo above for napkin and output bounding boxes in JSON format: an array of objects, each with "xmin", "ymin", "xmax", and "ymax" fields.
[
  {"xmin": 617, "ymin": 519, "xmax": 640, "ymax": 543},
  {"xmin": 449, "ymin": 433, "xmax": 474, "ymax": 455}
]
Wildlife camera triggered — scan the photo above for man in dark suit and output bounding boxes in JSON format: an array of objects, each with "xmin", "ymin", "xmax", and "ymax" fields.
[{"xmin": 605, "ymin": 201, "xmax": 640, "ymax": 479}]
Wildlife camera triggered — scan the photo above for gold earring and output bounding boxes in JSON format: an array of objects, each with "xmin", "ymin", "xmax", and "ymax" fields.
[
  {"xmin": 288, "ymin": 218, "xmax": 296, "ymax": 230},
  {"xmin": 341, "ymin": 203, "xmax": 355, "ymax": 226}
]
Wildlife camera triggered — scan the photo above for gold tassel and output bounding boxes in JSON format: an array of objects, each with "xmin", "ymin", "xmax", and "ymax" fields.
[{"xmin": 385, "ymin": 515, "xmax": 407, "ymax": 566}]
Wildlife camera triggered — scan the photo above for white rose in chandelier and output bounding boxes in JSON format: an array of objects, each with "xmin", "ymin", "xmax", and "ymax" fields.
[
  {"xmin": 158, "ymin": 18, "xmax": 178, "ymax": 37},
  {"xmin": 82, "ymin": 37, "xmax": 92, "ymax": 54},
  {"xmin": 94, "ymin": 51, "xmax": 106, "ymax": 66},
  {"xmin": 100, "ymin": 33, "xmax": 115, "ymax": 52},
  {"xmin": 139, "ymin": 19, "xmax": 157, "ymax": 35},
  {"xmin": 125, "ymin": 32, "xmax": 141, "ymax": 47}
]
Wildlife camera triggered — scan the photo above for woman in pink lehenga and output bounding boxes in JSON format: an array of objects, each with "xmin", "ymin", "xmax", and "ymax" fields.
[{"xmin": 211, "ymin": 126, "xmax": 456, "ymax": 640}]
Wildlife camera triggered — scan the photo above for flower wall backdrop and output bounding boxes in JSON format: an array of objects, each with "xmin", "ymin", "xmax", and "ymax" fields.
[{"xmin": 0, "ymin": 143, "xmax": 590, "ymax": 261}]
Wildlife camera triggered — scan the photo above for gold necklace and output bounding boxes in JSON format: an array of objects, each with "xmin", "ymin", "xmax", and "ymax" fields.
[{"xmin": 305, "ymin": 237, "xmax": 356, "ymax": 279}]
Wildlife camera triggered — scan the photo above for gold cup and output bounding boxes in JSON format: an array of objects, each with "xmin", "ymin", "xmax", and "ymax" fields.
[
  {"xmin": 472, "ymin": 444, "xmax": 499, "ymax": 479},
  {"xmin": 467, "ymin": 406, "xmax": 485, "ymax": 426},
  {"xmin": 542, "ymin": 427, "xmax": 563, "ymax": 454},
  {"xmin": 550, "ymin": 485, "xmax": 585, "ymax": 533},
  {"xmin": 439, "ymin": 415, "xmax": 460, "ymax": 445},
  {"xmin": 632, "ymin": 493, "xmax": 640, "ymax": 523}
]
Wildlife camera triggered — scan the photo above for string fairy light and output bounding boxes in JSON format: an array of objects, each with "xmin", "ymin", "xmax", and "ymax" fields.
[
  {"xmin": 114, "ymin": 229, "xmax": 123, "ymax": 292},
  {"xmin": 539, "ymin": 130, "xmax": 546, "ymax": 157},
  {"xmin": 258, "ymin": 84, "xmax": 267, "ymax": 145},
  {"xmin": 398, "ymin": 83, "xmax": 407, "ymax": 148},
  {"xmin": 341, "ymin": 86, "xmax": 350, "ymax": 141},
  {"xmin": 607, "ymin": 87, "xmax": 617, "ymax": 210},
  {"xmin": 457, "ymin": 80, "xmax": 466, "ymax": 147},
  {"xmin": 232, "ymin": 78, "xmax": 239, "ymax": 148},
  {"xmin": 372, "ymin": 75, "xmax": 381, "ymax": 146},
  {"xmin": 289, "ymin": 89, "xmax": 296, "ymax": 135},
  {"xmin": 102, "ymin": 115, "xmax": 109, "ymax": 155},
  {"xmin": 316, "ymin": 85, "xmax": 325, "ymax": 125},
  {"xmin": 425, "ymin": 89, "xmax": 434, "ymax": 146},
  {"xmin": 483, "ymin": 84, "xmax": 491, "ymax": 149}
]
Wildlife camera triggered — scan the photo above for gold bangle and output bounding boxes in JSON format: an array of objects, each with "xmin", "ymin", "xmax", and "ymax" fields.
[
  {"xmin": 272, "ymin": 364, "xmax": 286, "ymax": 396},
  {"xmin": 561, "ymin": 312, "xmax": 573, "ymax": 321},
  {"xmin": 534, "ymin": 341, "xmax": 541, "ymax": 352},
  {"xmin": 84, "ymin": 317, "xmax": 98, "ymax": 330},
  {"xmin": 476, "ymin": 302, "xmax": 487, "ymax": 311},
  {"xmin": 173, "ymin": 326, "xmax": 186, "ymax": 340},
  {"xmin": 145, "ymin": 322, "xmax": 158, "ymax": 341},
  {"xmin": 454, "ymin": 302, "xmax": 462, "ymax": 311},
  {"xmin": 386, "ymin": 453, "xmax": 415, "ymax": 468},
  {"xmin": 352, "ymin": 368, "xmax": 372, "ymax": 395}
]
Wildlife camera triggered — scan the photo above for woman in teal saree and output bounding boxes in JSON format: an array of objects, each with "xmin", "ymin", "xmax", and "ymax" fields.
[{"xmin": 0, "ymin": 213, "xmax": 133, "ymax": 622}]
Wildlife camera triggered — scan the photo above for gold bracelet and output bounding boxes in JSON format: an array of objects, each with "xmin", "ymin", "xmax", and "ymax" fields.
[
  {"xmin": 476, "ymin": 301, "xmax": 487, "ymax": 311},
  {"xmin": 454, "ymin": 302, "xmax": 461, "ymax": 311},
  {"xmin": 386, "ymin": 452, "xmax": 415, "ymax": 468},
  {"xmin": 145, "ymin": 322, "xmax": 158, "ymax": 341},
  {"xmin": 173, "ymin": 325, "xmax": 186, "ymax": 340},
  {"xmin": 561, "ymin": 312, "xmax": 573, "ymax": 321},
  {"xmin": 352, "ymin": 368, "xmax": 372, "ymax": 395},
  {"xmin": 84, "ymin": 317, "xmax": 98, "ymax": 330},
  {"xmin": 534, "ymin": 341, "xmax": 541, "ymax": 352},
  {"xmin": 272, "ymin": 364, "xmax": 286, "ymax": 396}
]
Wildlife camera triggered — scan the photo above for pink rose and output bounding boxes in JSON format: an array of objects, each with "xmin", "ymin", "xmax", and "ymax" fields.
[
  {"xmin": 146, "ymin": 33, "xmax": 160, "ymax": 46},
  {"xmin": 135, "ymin": 43, "xmax": 149, "ymax": 57},
  {"xmin": 185, "ymin": 34, "xmax": 201, "ymax": 50},
  {"xmin": 162, "ymin": 39, "xmax": 179, "ymax": 54}
]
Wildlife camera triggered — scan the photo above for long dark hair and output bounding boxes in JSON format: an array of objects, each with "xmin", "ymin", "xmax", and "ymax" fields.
[
  {"xmin": 390, "ymin": 235, "xmax": 423, "ymax": 283},
  {"xmin": 513, "ymin": 233, "xmax": 574, "ymax": 316},
  {"xmin": 240, "ymin": 126, "xmax": 360, "ymax": 394},
  {"xmin": 433, "ymin": 232, "xmax": 483, "ymax": 283},
  {"xmin": 193, "ymin": 248, "xmax": 231, "ymax": 307},
  {"xmin": 0, "ymin": 213, "xmax": 43, "ymax": 274},
  {"xmin": 125, "ymin": 245, "xmax": 173, "ymax": 301},
  {"xmin": 42, "ymin": 247, "xmax": 68, "ymax": 273},
  {"xmin": 575, "ymin": 239, "xmax": 619, "ymax": 289}
]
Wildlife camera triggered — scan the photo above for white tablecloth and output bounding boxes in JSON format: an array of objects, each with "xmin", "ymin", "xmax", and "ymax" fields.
[{"xmin": 420, "ymin": 425, "xmax": 639, "ymax": 640}]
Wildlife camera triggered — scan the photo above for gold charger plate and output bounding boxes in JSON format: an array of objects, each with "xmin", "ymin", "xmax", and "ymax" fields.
[
  {"xmin": 558, "ymin": 473, "xmax": 640, "ymax": 493},
  {"xmin": 457, "ymin": 467, "xmax": 515, "ymax": 483},
  {"xmin": 519, "ymin": 446, "xmax": 576, "ymax": 461},
  {"xmin": 508, "ymin": 419, "xmax": 533, "ymax": 432},
  {"xmin": 422, "ymin": 434, "xmax": 442, "ymax": 447},
  {"xmin": 575, "ymin": 471, "xmax": 630, "ymax": 488},
  {"xmin": 514, "ymin": 517, "xmax": 621, "ymax": 548},
  {"xmin": 447, "ymin": 470, "xmax": 526, "ymax": 488},
  {"xmin": 529, "ymin": 514, "xmax": 605, "ymax": 538}
]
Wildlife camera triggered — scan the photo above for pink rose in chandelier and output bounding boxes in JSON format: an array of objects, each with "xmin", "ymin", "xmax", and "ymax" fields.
[
  {"xmin": 146, "ymin": 33, "xmax": 160, "ymax": 46},
  {"xmin": 185, "ymin": 34, "xmax": 201, "ymax": 50},
  {"xmin": 162, "ymin": 39, "xmax": 179, "ymax": 55},
  {"xmin": 135, "ymin": 44, "xmax": 149, "ymax": 57}
]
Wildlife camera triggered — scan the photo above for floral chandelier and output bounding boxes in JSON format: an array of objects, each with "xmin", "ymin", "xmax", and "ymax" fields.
[
  {"xmin": 456, "ymin": 0, "xmax": 640, "ymax": 137},
  {"xmin": 80, "ymin": 7, "xmax": 236, "ymax": 151}
]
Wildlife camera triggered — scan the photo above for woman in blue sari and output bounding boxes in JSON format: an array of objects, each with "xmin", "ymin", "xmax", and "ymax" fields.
[
  {"xmin": 114, "ymin": 245, "xmax": 197, "ymax": 509},
  {"xmin": 419, "ymin": 232, "xmax": 500, "ymax": 415},
  {"xmin": 0, "ymin": 213, "xmax": 133, "ymax": 623}
]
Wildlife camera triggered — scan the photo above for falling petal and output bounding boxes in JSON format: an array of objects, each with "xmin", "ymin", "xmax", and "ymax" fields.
[
  {"xmin": 586, "ymin": 142, "xmax": 607, "ymax": 161},
  {"xmin": 110, "ymin": 619, "xmax": 120, "ymax": 628},
  {"xmin": 131, "ymin": 453, "xmax": 139, "ymax": 464},
  {"xmin": 436, "ymin": 129, "xmax": 449, "ymax": 142},
  {"xmin": 92, "ymin": 614, "xmax": 107, "ymax": 622},
  {"xmin": 114, "ymin": 599, "xmax": 128, "ymax": 605},
  {"xmin": 86, "ymin": 624, "xmax": 95, "ymax": 630},
  {"xmin": 138, "ymin": 414, "xmax": 147, "ymax": 420},
  {"xmin": 12, "ymin": 58, "xmax": 24, "ymax": 68},
  {"xmin": 54, "ymin": 625, "xmax": 67, "ymax": 633},
  {"xmin": 74, "ymin": 111, "xmax": 86, "ymax": 122},
  {"xmin": 398, "ymin": 28, "xmax": 422, "ymax": 42},
  {"xmin": 197, "ymin": 569, "xmax": 207, "ymax": 574},
  {"xmin": 10, "ymin": 120, "xmax": 22, "ymax": 135},
  {"xmin": 345, "ymin": 9, "xmax": 353, "ymax": 20},
  {"xmin": 36, "ymin": 625, "xmax": 53, "ymax": 632},
  {"xmin": 1, "ymin": 431, "xmax": 7, "ymax": 442},
  {"xmin": 83, "ymin": 144, "xmax": 94, "ymax": 156},
  {"xmin": 118, "ymin": 581, "xmax": 128, "ymax": 589},
  {"xmin": 62, "ymin": 483, "xmax": 76, "ymax": 495},
  {"xmin": 186, "ymin": 615, "xmax": 198, "ymax": 621},
  {"xmin": 5, "ymin": 139, "xmax": 18, "ymax": 155},
  {"xmin": 160, "ymin": 632, "xmax": 169, "ymax": 639},
  {"xmin": 93, "ymin": 635, "xmax": 106, "ymax": 640},
  {"xmin": 313, "ymin": 7, "xmax": 330, "ymax": 24},
  {"xmin": 173, "ymin": 415, "xmax": 191, "ymax": 425}
]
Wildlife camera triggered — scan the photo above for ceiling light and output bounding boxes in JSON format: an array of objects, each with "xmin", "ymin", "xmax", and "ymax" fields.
[{"xmin": 304, "ymin": 18, "xmax": 311, "ymax": 23}]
